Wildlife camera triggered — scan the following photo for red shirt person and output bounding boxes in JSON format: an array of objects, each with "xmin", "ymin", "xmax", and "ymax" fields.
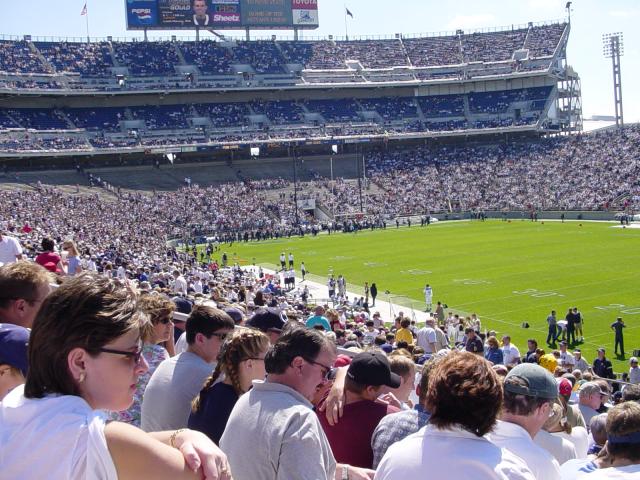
[{"xmin": 318, "ymin": 351, "xmax": 401, "ymax": 468}]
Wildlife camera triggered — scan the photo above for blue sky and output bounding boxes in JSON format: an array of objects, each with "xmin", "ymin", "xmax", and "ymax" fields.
[{"xmin": 1, "ymin": 0, "xmax": 637, "ymax": 122}]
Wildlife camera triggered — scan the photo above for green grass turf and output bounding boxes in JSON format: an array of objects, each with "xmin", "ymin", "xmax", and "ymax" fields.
[{"xmin": 201, "ymin": 220, "xmax": 640, "ymax": 373}]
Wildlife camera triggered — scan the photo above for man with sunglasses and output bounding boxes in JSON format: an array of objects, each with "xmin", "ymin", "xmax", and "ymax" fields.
[
  {"xmin": 221, "ymin": 327, "xmax": 375, "ymax": 480},
  {"xmin": 141, "ymin": 305, "xmax": 234, "ymax": 432}
]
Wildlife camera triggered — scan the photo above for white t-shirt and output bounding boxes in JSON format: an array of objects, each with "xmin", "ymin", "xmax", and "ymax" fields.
[
  {"xmin": 533, "ymin": 429, "xmax": 577, "ymax": 465},
  {"xmin": 416, "ymin": 327, "xmax": 437, "ymax": 352},
  {"xmin": 560, "ymin": 351, "xmax": 576, "ymax": 368},
  {"xmin": 556, "ymin": 426, "xmax": 589, "ymax": 459},
  {"xmin": 585, "ymin": 465, "xmax": 640, "ymax": 479},
  {"xmin": 0, "ymin": 385, "xmax": 117, "ymax": 479},
  {"xmin": 0, "ymin": 235, "xmax": 22, "ymax": 264},
  {"xmin": 502, "ymin": 344, "xmax": 521, "ymax": 366},
  {"xmin": 488, "ymin": 420, "xmax": 561, "ymax": 480},
  {"xmin": 375, "ymin": 424, "xmax": 535, "ymax": 480}
]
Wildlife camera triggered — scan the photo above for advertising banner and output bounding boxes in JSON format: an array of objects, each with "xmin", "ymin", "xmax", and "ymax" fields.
[
  {"xmin": 126, "ymin": 0, "xmax": 318, "ymax": 29},
  {"xmin": 126, "ymin": 0, "xmax": 159, "ymax": 28}
]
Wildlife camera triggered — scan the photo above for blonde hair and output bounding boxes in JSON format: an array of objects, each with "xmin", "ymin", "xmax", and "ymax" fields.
[
  {"xmin": 62, "ymin": 240, "xmax": 80, "ymax": 257},
  {"xmin": 192, "ymin": 328, "xmax": 269, "ymax": 412}
]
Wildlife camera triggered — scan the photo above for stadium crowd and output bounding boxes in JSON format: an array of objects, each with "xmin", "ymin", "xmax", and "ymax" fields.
[
  {"xmin": 0, "ymin": 22, "xmax": 565, "ymax": 95},
  {"xmin": 0, "ymin": 226, "xmax": 639, "ymax": 479}
]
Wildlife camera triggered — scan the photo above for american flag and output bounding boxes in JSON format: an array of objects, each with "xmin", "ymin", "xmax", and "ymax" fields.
[{"xmin": 80, "ymin": 3, "xmax": 87, "ymax": 16}]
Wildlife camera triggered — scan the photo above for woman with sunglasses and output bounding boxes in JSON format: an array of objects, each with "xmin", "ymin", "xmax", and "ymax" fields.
[
  {"xmin": 0, "ymin": 273, "xmax": 231, "ymax": 480},
  {"xmin": 189, "ymin": 327, "xmax": 270, "ymax": 444},
  {"xmin": 109, "ymin": 294, "xmax": 175, "ymax": 427}
]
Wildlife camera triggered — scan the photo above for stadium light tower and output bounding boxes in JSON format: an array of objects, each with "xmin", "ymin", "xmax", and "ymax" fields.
[{"xmin": 602, "ymin": 33, "xmax": 624, "ymax": 128}]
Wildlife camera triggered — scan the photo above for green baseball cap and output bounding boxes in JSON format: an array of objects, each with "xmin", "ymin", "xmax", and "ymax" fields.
[{"xmin": 504, "ymin": 363, "xmax": 558, "ymax": 400}]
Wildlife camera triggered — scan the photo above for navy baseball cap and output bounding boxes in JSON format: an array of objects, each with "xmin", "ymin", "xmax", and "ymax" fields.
[
  {"xmin": 0, "ymin": 324, "xmax": 30, "ymax": 376},
  {"xmin": 247, "ymin": 308, "xmax": 286, "ymax": 333}
]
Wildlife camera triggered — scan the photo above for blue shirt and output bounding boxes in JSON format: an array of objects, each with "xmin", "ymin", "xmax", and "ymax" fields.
[
  {"xmin": 188, "ymin": 382, "xmax": 238, "ymax": 445},
  {"xmin": 306, "ymin": 315, "xmax": 331, "ymax": 331},
  {"xmin": 371, "ymin": 404, "xmax": 431, "ymax": 469},
  {"xmin": 484, "ymin": 347, "xmax": 504, "ymax": 365}
]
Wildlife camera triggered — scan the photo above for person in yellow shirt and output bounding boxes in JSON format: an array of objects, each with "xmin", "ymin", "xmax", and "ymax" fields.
[{"xmin": 395, "ymin": 319, "xmax": 414, "ymax": 345}]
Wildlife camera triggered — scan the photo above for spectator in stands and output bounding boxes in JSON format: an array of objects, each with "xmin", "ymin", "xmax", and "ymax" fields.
[
  {"xmin": 502, "ymin": 335, "xmax": 521, "ymax": 367},
  {"xmin": 246, "ymin": 307, "xmax": 286, "ymax": 344},
  {"xmin": 385, "ymin": 353, "xmax": 416, "ymax": 409},
  {"xmin": 573, "ymin": 348, "xmax": 590, "ymax": 373},
  {"xmin": 0, "ymin": 273, "xmax": 231, "ymax": 480},
  {"xmin": 371, "ymin": 359, "xmax": 435, "ymax": 468},
  {"xmin": 463, "ymin": 326, "xmax": 484, "ymax": 354},
  {"xmin": 220, "ymin": 327, "xmax": 374, "ymax": 480},
  {"xmin": 593, "ymin": 348, "xmax": 615, "ymax": 379},
  {"xmin": 394, "ymin": 318, "xmax": 414, "ymax": 345},
  {"xmin": 141, "ymin": 305, "xmax": 235, "ymax": 432},
  {"xmin": 629, "ymin": 357, "xmax": 640, "ymax": 385},
  {"xmin": 0, "ymin": 323, "xmax": 30, "ymax": 401},
  {"xmin": 533, "ymin": 401, "xmax": 578, "ymax": 464},
  {"xmin": 188, "ymin": 327, "xmax": 270, "ymax": 444},
  {"xmin": 109, "ymin": 294, "xmax": 175, "ymax": 427},
  {"xmin": 0, "ymin": 228, "xmax": 23, "ymax": 264},
  {"xmin": 0, "ymin": 262, "xmax": 51, "ymax": 328},
  {"xmin": 375, "ymin": 351, "xmax": 535, "ymax": 479},
  {"xmin": 485, "ymin": 336, "xmax": 504, "ymax": 365},
  {"xmin": 578, "ymin": 382, "xmax": 609, "ymax": 430},
  {"xmin": 35, "ymin": 237, "xmax": 64, "ymax": 274},
  {"xmin": 306, "ymin": 305, "xmax": 331, "ymax": 331},
  {"xmin": 318, "ymin": 351, "xmax": 401, "ymax": 468},
  {"xmin": 588, "ymin": 401, "xmax": 640, "ymax": 478},
  {"xmin": 416, "ymin": 318, "xmax": 438, "ymax": 354},
  {"xmin": 61, "ymin": 239, "xmax": 82, "ymax": 276},
  {"xmin": 488, "ymin": 363, "xmax": 562, "ymax": 479}
]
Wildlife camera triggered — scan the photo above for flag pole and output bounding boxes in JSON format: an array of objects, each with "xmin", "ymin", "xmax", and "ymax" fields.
[
  {"xmin": 85, "ymin": 1, "xmax": 90, "ymax": 43},
  {"xmin": 344, "ymin": 4, "xmax": 348, "ymax": 41}
]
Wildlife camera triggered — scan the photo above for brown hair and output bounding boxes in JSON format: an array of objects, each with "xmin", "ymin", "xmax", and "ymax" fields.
[
  {"xmin": 503, "ymin": 376, "xmax": 552, "ymax": 415},
  {"xmin": 486, "ymin": 336, "xmax": 499, "ymax": 349},
  {"xmin": 0, "ymin": 262, "xmax": 51, "ymax": 308},
  {"xmin": 605, "ymin": 401, "xmax": 640, "ymax": 463},
  {"xmin": 137, "ymin": 294, "xmax": 175, "ymax": 343},
  {"xmin": 24, "ymin": 273, "xmax": 145, "ymax": 398},
  {"xmin": 427, "ymin": 351, "xmax": 502, "ymax": 437},
  {"xmin": 192, "ymin": 328, "xmax": 270, "ymax": 412},
  {"xmin": 417, "ymin": 358, "xmax": 440, "ymax": 405}
]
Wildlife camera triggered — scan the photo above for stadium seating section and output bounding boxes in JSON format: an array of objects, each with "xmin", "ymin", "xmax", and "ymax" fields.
[
  {"xmin": 0, "ymin": 22, "xmax": 568, "ymax": 152},
  {"xmin": 0, "ymin": 85, "xmax": 554, "ymax": 151},
  {"xmin": 0, "ymin": 23, "xmax": 566, "ymax": 84}
]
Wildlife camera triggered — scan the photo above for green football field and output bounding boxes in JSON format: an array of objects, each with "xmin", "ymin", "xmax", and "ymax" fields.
[{"xmin": 203, "ymin": 220, "xmax": 640, "ymax": 373}]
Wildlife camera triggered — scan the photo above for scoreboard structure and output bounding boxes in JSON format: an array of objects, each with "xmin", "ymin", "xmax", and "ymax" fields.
[{"xmin": 126, "ymin": 0, "xmax": 319, "ymax": 31}]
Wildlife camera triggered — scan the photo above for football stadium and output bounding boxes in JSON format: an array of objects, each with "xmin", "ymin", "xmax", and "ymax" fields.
[{"xmin": 1, "ymin": 1, "xmax": 639, "ymax": 478}]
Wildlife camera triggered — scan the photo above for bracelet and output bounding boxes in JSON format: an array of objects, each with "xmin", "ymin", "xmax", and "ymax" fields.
[
  {"xmin": 342, "ymin": 465, "xmax": 349, "ymax": 480},
  {"xmin": 170, "ymin": 428, "xmax": 188, "ymax": 448}
]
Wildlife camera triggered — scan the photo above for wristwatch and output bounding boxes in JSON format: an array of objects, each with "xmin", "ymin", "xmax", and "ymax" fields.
[{"xmin": 342, "ymin": 465, "xmax": 349, "ymax": 480}]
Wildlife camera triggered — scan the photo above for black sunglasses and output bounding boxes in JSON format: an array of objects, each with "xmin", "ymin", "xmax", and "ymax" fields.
[
  {"xmin": 98, "ymin": 346, "xmax": 143, "ymax": 364},
  {"xmin": 302, "ymin": 357, "xmax": 336, "ymax": 381},
  {"xmin": 209, "ymin": 331, "xmax": 230, "ymax": 341}
]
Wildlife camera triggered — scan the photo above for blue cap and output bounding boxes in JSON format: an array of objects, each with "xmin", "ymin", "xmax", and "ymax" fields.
[{"xmin": 0, "ymin": 323, "xmax": 30, "ymax": 376}]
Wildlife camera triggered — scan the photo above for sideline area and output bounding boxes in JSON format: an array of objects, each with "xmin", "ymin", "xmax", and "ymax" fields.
[{"xmin": 246, "ymin": 265, "xmax": 433, "ymax": 325}]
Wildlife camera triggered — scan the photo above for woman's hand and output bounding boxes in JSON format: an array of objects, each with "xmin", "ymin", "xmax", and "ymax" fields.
[{"xmin": 173, "ymin": 429, "xmax": 232, "ymax": 480}]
